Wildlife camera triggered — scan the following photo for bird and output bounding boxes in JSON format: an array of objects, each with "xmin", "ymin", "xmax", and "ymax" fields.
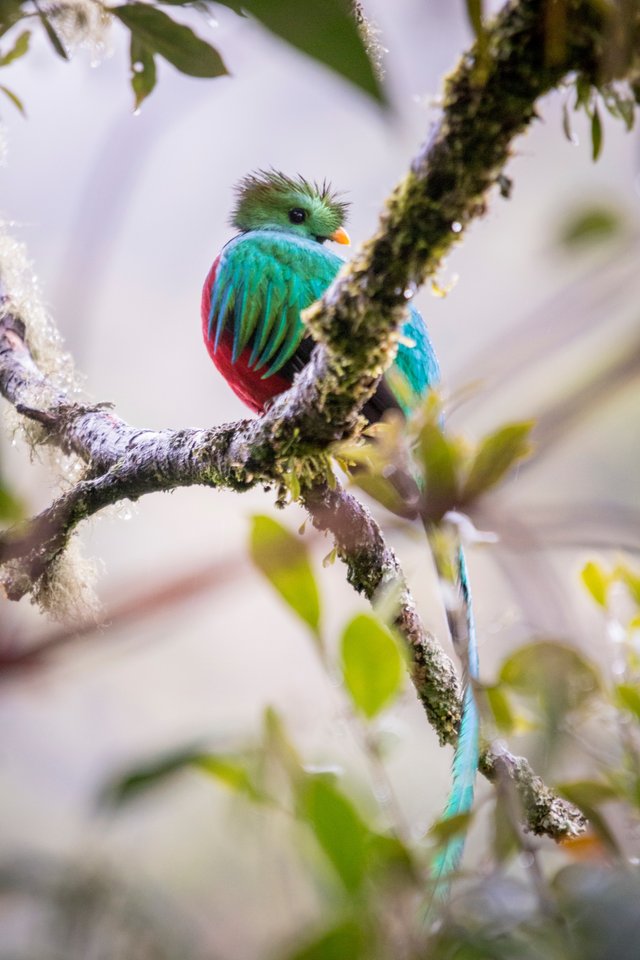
[{"xmin": 201, "ymin": 169, "xmax": 479, "ymax": 897}]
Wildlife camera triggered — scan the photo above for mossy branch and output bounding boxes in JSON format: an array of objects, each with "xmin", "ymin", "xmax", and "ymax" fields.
[{"xmin": 2, "ymin": 0, "xmax": 632, "ymax": 840}]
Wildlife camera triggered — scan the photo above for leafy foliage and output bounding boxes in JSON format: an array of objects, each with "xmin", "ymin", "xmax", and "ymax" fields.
[
  {"xmin": 101, "ymin": 590, "xmax": 640, "ymax": 957},
  {"xmin": 338, "ymin": 392, "xmax": 534, "ymax": 523},
  {"xmin": 113, "ymin": 4, "xmax": 227, "ymax": 79},
  {"xmin": 249, "ymin": 514, "xmax": 321, "ymax": 640},
  {"xmin": 559, "ymin": 203, "xmax": 625, "ymax": 249},
  {"xmin": 340, "ymin": 614, "xmax": 404, "ymax": 719},
  {"xmin": 0, "ymin": 0, "xmax": 382, "ymax": 112}
]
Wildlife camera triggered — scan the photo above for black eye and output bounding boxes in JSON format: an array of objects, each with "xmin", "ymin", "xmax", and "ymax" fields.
[{"xmin": 288, "ymin": 208, "xmax": 306, "ymax": 224}]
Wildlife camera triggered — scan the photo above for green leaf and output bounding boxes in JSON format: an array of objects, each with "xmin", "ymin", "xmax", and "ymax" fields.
[
  {"xmin": 37, "ymin": 11, "xmax": 69, "ymax": 60},
  {"xmin": 130, "ymin": 35, "xmax": 156, "ymax": 109},
  {"xmin": 0, "ymin": 481, "xmax": 24, "ymax": 521},
  {"xmin": 417, "ymin": 421, "xmax": 460, "ymax": 521},
  {"xmin": 557, "ymin": 779, "xmax": 618, "ymax": 806},
  {"xmin": 100, "ymin": 745, "xmax": 263, "ymax": 807},
  {"xmin": 250, "ymin": 515, "xmax": 321, "ymax": 636},
  {"xmin": 500, "ymin": 641, "xmax": 601, "ymax": 713},
  {"xmin": 465, "ymin": 0, "xmax": 488, "ymax": 72},
  {"xmin": 465, "ymin": 0, "xmax": 484, "ymax": 40},
  {"xmin": 350, "ymin": 470, "xmax": 407, "ymax": 517},
  {"xmin": 0, "ymin": 28, "xmax": 29, "ymax": 66},
  {"xmin": 241, "ymin": 0, "xmax": 384, "ymax": 105},
  {"xmin": 193, "ymin": 755, "xmax": 263, "ymax": 801},
  {"xmin": 367, "ymin": 832, "xmax": 416, "ymax": 880},
  {"xmin": 429, "ymin": 809, "xmax": 473, "ymax": 845},
  {"xmin": 0, "ymin": 1, "xmax": 24, "ymax": 40},
  {"xmin": 591, "ymin": 104, "xmax": 603, "ymax": 161},
  {"xmin": 0, "ymin": 81, "xmax": 22, "ymax": 114},
  {"xmin": 581, "ymin": 561, "xmax": 609, "ymax": 607},
  {"xmin": 463, "ymin": 421, "xmax": 533, "ymax": 501},
  {"xmin": 559, "ymin": 205, "xmax": 623, "ymax": 249},
  {"xmin": 485, "ymin": 683, "xmax": 516, "ymax": 734},
  {"xmin": 286, "ymin": 920, "xmax": 367, "ymax": 960},
  {"xmin": 262, "ymin": 706, "xmax": 303, "ymax": 782},
  {"xmin": 615, "ymin": 683, "xmax": 640, "ymax": 720},
  {"xmin": 298, "ymin": 776, "xmax": 369, "ymax": 892},
  {"xmin": 100, "ymin": 744, "xmax": 210, "ymax": 806},
  {"xmin": 615, "ymin": 563, "xmax": 640, "ymax": 607},
  {"xmin": 575, "ymin": 74, "xmax": 592, "ymax": 109},
  {"xmin": 114, "ymin": 4, "xmax": 228, "ymax": 78},
  {"xmin": 340, "ymin": 613, "xmax": 404, "ymax": 719}
]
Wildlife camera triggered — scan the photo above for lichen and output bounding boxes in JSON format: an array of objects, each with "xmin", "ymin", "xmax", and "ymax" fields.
[{"xmin": 31, "ymin": 532, "xmax": 99, "ymax": 621}]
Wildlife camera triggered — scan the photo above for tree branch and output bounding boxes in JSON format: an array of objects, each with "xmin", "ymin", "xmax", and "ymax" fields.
[{"xmin": 3, "ymin": 0, "xmax": 627, "ymax": 841}]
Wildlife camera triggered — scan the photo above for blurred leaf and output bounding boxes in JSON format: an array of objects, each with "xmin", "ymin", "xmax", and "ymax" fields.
[
  {"xmin": 602, "ymin": 85, "xmax": 635, "ymax": 131},
  {"xmin": 100, "ymin": 744, "xmax": 213, "ymax": 806},
  {"xmin": 298, "ymin": 776, "xmax": 369, "ymax": 892},
  {"xmin": 0, "ymin": 1, "xmax": 24, "ymax": 39},
  {"xmin": 562, "ymin": 101, "xmax": 573, "ymax": 141},
  {"xmin": 429, "ymin": 810, "xmax": 473, "ymax": 845},
  {"xmin": 581, "ymin": 561, "xmax": 609, "ymax": 607},
  {"xmin": 250, "ymin": 515, "xmax": 321, "ymax": 637},
  {"xmin": 615, "ymin": 563, "xmax": 640, "ymax": 606},
  {"xmin": 615, "ymin": 682, "xmax": 640, "ymax": 719},
  {"xmin": 493, "ymin": 792, "xmax": 519, "ymax": 863},
  {"xmin": 194, "ymin": 755, "xmax": 263, "ymax": 801},
  {"xmin": 463, "ymin": 421, "xmax": 533, "ymax": 501},
  {"xmin": 350, "ymin": 470, "xmax": 407, "ymax": 517},
  {"xmin": 114, "ymin": 4, "xmax": 228, "ymax": 77},
  {"xmin": 485, "ymin": 683, "xmax": 516, "ymax": 734},
  {"xmin": 557, "ymin": 779, "xmax": 618, "ymax": 806},
  {"xmin": 465, "ymin": 0, "xmax": 488, "ymax": 75},
  {"xmin": 0, "ymin": 82, "xmax": 22, "ymax": 113},
  {"xmin": 261, "ymin": 706, "xmax": 305, "ymax": 790},
  {"xmin": 340, "ymin": 613, "xmax": 404, "ymax": 719},
  {"xmin": 241, "ymin": 0, "xmax": 385, "ymax": 105},
  {"xmin": 465, "ymin": 0, "xmax": 484, "ymax": 42},
  {"xmin": 285, "ymin": 920, "xmax": 367, "ymax": 960},
  {"xmin": 557, "ymin": 781, "xmax": 621, "ymax": 857},
  {"xmin": 130, "ymin": 35, "xmax": 156, "ymax": 109},
  {"xmin": 560, "ymin": 205, "xmax": 624, "ymax": 249},
  {"xmin": 500, "ymin": 641, "xmax": 601, "ymax": 714},
  {"xmin": 0, "ymin": 28, "xmax": 28, "ymax": 65},
  {"xmin": 591, "ymin": 104, "xmax": 603, "ymax": 161},
  {"xmin": 575, "ymin": 74, "xmax": 592, "ymax": 109},
  {"xmin": 367, "ymin": 831, "xmax": 416, "ymax": 881},
  {"xmin": 100, "ymin": 744, "xmax": 264, "ymax": 808},
  {"xmin": 37, "ymin": 9, "xmax": 69, "ymax": 60},
  {"xmin": 0, "ymin": 480, "xmax": 24, "ymax": 521},
  {"xmin": 418, "ymin": 421, "xmax": 460, "ymax": 521}
]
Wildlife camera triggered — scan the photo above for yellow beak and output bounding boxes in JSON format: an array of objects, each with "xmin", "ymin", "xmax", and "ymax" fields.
[{"xmin": 329, "ymin": 226, "xmax": 351, "ymax": 245}]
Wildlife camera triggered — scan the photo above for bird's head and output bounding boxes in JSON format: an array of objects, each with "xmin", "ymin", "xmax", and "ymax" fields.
[{"xmin": 230, "ymin": 170, "xmax": 350, "ymax": 245}]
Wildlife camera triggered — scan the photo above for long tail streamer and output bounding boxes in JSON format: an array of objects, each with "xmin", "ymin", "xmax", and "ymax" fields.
[{"xmin": 427, "ymin": 539, "xmax": 480, "ymax": 909}]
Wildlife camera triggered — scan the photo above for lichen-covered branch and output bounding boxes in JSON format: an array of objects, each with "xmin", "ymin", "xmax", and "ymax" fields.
[
  {"xmin": 0, "ymin": 298, "xmax": 584, "ymax": 838},
  {"xmin": 2, "ymin": 0, "xmax": 630, "ymax": 841}
]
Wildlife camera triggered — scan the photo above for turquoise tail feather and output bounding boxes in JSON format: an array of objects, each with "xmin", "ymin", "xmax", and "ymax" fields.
[{"xmin": 429, "ymin": 544, "xmax": 480, "ymax": 902}]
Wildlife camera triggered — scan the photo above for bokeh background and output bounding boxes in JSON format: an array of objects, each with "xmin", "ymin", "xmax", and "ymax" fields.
[{"xmin": 1, "ymin": 0, "xmax": 639, "ymax": 956}]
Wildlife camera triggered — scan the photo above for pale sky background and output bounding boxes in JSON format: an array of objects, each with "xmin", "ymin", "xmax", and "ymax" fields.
[{"xmin": 1, "ymin": 1, "xmax": 639, "ymax": 955}]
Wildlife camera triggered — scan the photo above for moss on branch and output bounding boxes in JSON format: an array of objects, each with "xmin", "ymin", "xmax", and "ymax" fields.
[{"xmin": 1, "ymin": 0, "xmax": 632, "ymax": 840}]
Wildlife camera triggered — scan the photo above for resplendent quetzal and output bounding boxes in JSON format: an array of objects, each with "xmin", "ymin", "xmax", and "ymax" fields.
[{"xmin": 201, "ymin": 170, "xmax": 479, "ymax": 891}]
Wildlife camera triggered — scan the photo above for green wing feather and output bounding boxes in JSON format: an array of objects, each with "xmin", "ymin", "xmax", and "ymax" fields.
[{"xmin": 210, "ymin": 231, "xmax": 343, "ymax": 378}]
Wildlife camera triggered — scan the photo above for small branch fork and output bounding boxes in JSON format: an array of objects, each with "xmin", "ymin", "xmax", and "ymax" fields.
[{"xmin": 3, "ymin": 0, "xmax": 628, "ymax": 839}]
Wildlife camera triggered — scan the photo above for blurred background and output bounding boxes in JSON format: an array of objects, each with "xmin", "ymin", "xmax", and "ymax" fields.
[{"xmin": 1, "ymin": 0, "xmax": 639, "ymax": 956}]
